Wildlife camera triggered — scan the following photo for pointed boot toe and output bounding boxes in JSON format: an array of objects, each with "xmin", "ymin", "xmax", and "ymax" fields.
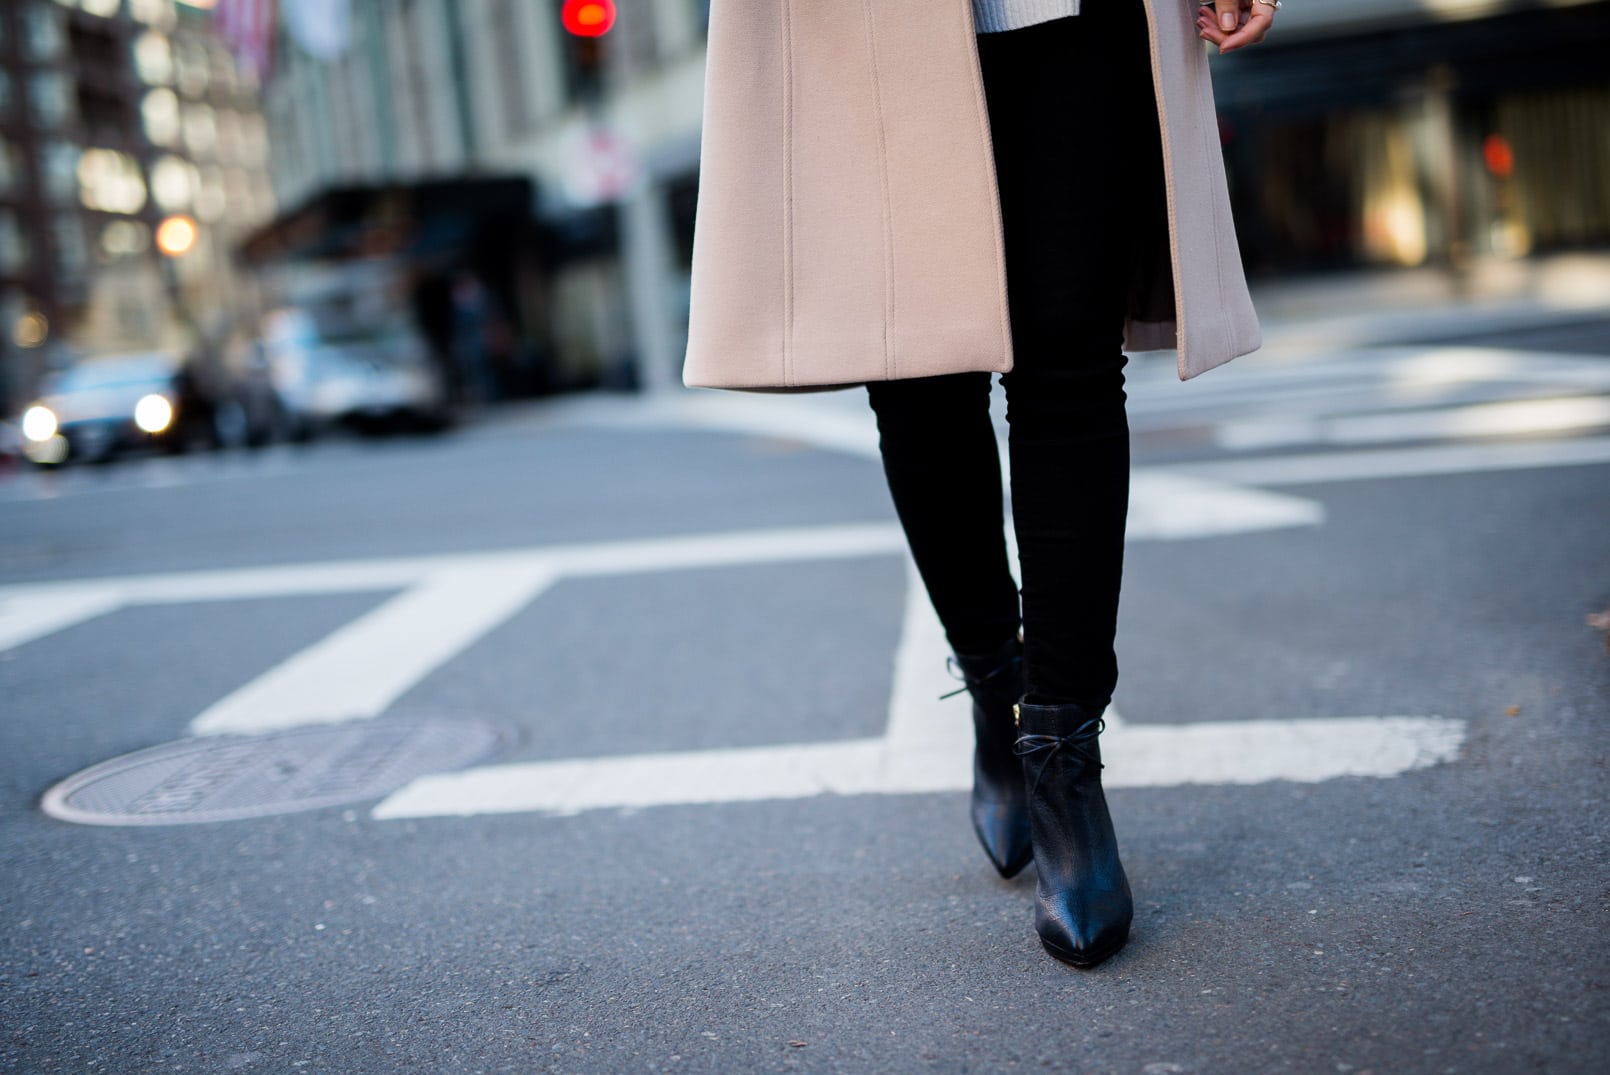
[
  {"xmin": 1015, "ymin": 699, "xmax": 1134, "ymax": 968},
  {"xmin": 1035, "ymin": 884, "xmax": 1132, "ymax": 968},
  {"xmin": 950, "ymin": 637, "xmax": 1032, "ymax": 879},
  {"xmin": 971, "ymin": 772, "xmax": 1033, "ymax": 879}
]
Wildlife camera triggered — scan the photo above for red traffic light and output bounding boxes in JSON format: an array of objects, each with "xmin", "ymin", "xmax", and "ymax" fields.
[{"xmin": 562, "ymin": 0, "xmax": 616, "ymax": 37}]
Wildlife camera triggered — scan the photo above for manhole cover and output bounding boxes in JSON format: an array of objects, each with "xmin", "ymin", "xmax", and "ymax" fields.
[{"xmin": 41, "ymin": 717, "xmax": 507, "ymax": 826}]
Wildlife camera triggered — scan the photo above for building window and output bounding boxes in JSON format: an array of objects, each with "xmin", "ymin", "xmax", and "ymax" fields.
[
  {"xmin": 41, "ymin": 140, "xmax": 81, "ymax": 203},
  {"xmin": 616, "ymin": 0, "xmax": 660, "ymax": 75},
  {"xmin": 100, "ymin": 218, "xmax": 151, "ymax": 259},
  {"xmin": 182, "ymin": 101, "xmax": 218, "ymax": 158},
  {"xmin": 142, "ymin": 87, "xmax": 181, "ymax": 145},
  {"xmin": 130, "ymin": 0, "xmax": 176, "ymax": 29},
  {"xmin": 29, "ymin": 72, "xmax": 76, "ymax": 129},
  {"xmin": 133, "ymin": 31, "xmax": 174, "ymax": 85},
  {"xmin": 491, "ymin": 0, "xmax": 530, "ymax": 138},
  {"xmin": 174, "ymin": 41, "xmax": 210, "ymax": 96},
  {"xmin": 195, "ymin": 165, "xmax": 225, "ymax": 220},
  {"xmin": 0, "ymin": 211, "xmax": 29, "ymax": 274},
  {"xmin": 0, "ymin": 140, "xmax": 20, "ymax": 196},
  {"xmin": 23, "ymin": 5, "xmax": 67, "ymax": 62},
  {"xmin": 52, "ymin": 214, "xmax": 88, "ymax": 281},
  {"xmin": 149, "ymin": 154, "xmax": 196, "ymax": 210},
  {"xmin": 77, "ymin": 147, "xmax": 148, "ymax": 214}
]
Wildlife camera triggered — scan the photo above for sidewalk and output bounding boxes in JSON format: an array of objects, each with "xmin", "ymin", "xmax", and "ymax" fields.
[
  {"xmin": 472, "ymin": 249, "xmax": 1610, "ymax": 444},
  {"xmin": 1245, "ymin": 249, "xmax": 1610, "ymax": 359}
]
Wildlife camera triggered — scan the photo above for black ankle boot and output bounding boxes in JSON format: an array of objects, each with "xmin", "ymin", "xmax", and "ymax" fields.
[
  {"xmin": 1013, "ymin": 700, "xmax": 1132, "ymax": 967},
  {"xmin": 948, "ymin": 637, "xmax": 1032, "ymax": 879}
]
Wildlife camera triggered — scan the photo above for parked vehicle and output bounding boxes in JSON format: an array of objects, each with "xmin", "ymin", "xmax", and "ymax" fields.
[
  {"xmin": 17, "ymin": 353, "xmax": 222, "ymax": 465},
  {"xmin": 259, "ymin": 306, "xmax": 452, "ymax": 440}
]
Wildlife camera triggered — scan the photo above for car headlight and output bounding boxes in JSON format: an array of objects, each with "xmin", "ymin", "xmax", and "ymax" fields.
[
  {"xmin": 134, "ymin": 394, "xmax": 174, "ymax": 434},
  {"xmin": 21, "ymin": 405, "xmax": 57, "ymax": 442}
]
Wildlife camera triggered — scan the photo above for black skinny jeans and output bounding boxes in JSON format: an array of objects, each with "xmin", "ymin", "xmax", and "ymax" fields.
[{"xmin": 866, "ymin": 2, "xmax": 1167, "ymax": 710}]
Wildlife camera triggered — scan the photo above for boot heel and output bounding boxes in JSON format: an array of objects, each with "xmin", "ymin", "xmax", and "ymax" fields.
[{"xmin": 947, "ymin": 637, "xmax": 1032, "ymax": 879}]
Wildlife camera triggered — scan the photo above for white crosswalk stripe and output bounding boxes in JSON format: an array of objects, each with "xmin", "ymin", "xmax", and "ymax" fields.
[{"xmin": 1125, "ymin": 345, "xmax": 1610, "ymax": 455}]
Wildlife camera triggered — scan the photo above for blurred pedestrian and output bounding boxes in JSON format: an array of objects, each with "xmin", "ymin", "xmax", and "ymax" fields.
[{"xmin": 685, "ymin": 0, "xmax": 1276, "ymax": 968}]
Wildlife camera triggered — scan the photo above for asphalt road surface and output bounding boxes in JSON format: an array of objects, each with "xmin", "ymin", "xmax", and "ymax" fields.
[{"xmin": 3, "ymin": 328, "xmax": 1608, "ymax": 1073}]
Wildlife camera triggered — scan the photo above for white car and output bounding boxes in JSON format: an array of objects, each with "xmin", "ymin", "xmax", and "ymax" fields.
[{"xmin": 259, "ymin": 307, "xmax": 451, "ymax": 439}]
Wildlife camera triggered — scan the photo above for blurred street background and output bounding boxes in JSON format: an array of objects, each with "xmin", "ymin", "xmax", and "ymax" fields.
[{"xmin": 2, "ymin": 1, "xmax": 1608, "ymax": 1072}]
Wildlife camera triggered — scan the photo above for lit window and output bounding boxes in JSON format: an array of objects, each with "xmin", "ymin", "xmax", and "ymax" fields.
[
  {"xmin": 100, "ymin": 219, "xmax": 152, "ymax": 259},
  {"xmin": 195, "ymin": 166, "xmax": 226, "ymax": 221},
  {"xmin": 240, "ymin": 113, "xmax": 269, "ymax": 166},
  {"xmin": 150, "ymin": 154, "xmax": 196, "ymax": 210},
  {"xmin": 175, "ymin": 43, "xmax": 210, "ymax": 96},
  {"xmin": 134, "ymin": 31, "xmax": 174, "ymax": 85},
  {"xmin": 82, "ymin": 0, "xmax": 124, "ymax": 18},
  {"xmin": 77, "ymin": 148, "xmax": 148, "ymax": 214},
  {"xmin": 213, "ymin": 109, "xmax": 241, "ymax": 160},
  {"xmin": 183, "ymin": 103, "xmax": 218, "ymax": 157},
  {"xmin": 142, "ymin": 88, "xmax": 181, "ymax": 145},
  {"xmin": 130, "ymin": 0, "xmax": 176, "ymax": 28}
]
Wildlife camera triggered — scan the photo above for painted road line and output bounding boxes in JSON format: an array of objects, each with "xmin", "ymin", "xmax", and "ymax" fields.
[
  {"xmin": 0, "ymin": 590, "xmax": 128, "ymax": 653},
  {"xmin": 1218, "ymin": 395, "xmax": 1610, "ymax": 451},
  {"xmin": 0, "ymin": 474, "xmax": 1325, "ymax": 661},
  {"xmin": 0, "ymin": 524, "xmax": 911, "ymax": 655},
  {"xmin": 189, "ymin": 564, "xmax": 561, "ymax": 736},
  {"xmin": 373, "ymin": 547, "xmax": 1465, "ymax": 821},
  {"xmin": 370, "ymin": 713, "xmax": 1466, "ymax": 820},
  {"xmin": 1170, "ymin": 435, "xmax": 1610, "ymax": 488},
  {"xmin": 1128, "ymin": 472, "xmax": 1324, "ymax": 539}
]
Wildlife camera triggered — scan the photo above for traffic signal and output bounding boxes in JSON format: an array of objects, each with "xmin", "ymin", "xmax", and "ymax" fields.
[
  {"xmin": 561, "ymin": 0, "xmax": 617, "ymax": 38},
  {"xmin": 560, "ymin": 0, "xmax": 616, "ymax": 102}
]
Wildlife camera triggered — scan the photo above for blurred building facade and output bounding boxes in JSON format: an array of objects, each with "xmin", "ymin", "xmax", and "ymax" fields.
[
  {"xmin": 1209, "ymin": 0, "xmax": 1610, "ymax": 276},
  {"xmin": 255, "ymin": 0, "xmax": 1608, "ymax": 395},
  {"xmin": 255, "ymin": 0, "xmax": 708, "ymax": 397},
  {"xmin": 0, "ymin": 0, "xmax": 277, "ymax": 413}
]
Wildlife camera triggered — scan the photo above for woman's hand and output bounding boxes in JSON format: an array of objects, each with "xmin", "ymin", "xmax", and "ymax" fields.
[{"xmin": 1196, "ymin": 0, "xmax": 1276, "ymax": 54}]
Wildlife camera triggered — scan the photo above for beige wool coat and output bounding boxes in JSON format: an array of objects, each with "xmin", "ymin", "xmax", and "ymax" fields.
[{"xmin": 682, "ymin": 0, "xmax": 1261, "ymax": 390}]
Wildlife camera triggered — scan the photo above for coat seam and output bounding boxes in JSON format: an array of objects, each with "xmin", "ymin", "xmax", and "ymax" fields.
[
  {"xmin": 781, "ymin": 0, "xmax": 796, "ymax": 386},
  {"xmin": 962, "ymin": 2, "xmax": 1012, "ymax": 373},
  {"xmin": 861, "ymin": 0, "xmax": 896, "ymax": 380}
]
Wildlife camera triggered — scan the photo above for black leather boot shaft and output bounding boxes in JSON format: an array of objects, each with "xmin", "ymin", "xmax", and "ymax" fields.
[
  {"xmin": 1014, "ymin": 700, "xmax": 1132, "ymax": 967},
  {"xmin": 952, "ymin": 636, "xmax": 1032, "ymax": 879}
]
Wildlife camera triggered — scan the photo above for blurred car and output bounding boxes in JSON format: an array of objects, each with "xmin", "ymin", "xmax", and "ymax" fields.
[
  {"xmin": 259, "ymin": 306, "xmax": 452, "ymax": 440},
  {"xmin": 0, "ymin": 418, "xmax": 21, "ymax": 470},
  {"xmin": 17, "ymin": 353, "xmax": 220, "ymax": 465}
]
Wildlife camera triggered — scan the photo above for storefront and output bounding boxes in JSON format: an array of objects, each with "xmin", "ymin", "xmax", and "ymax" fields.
[{"xmin": 1207, "ymin": 0, "xmax": 1610, "ymax": 275}]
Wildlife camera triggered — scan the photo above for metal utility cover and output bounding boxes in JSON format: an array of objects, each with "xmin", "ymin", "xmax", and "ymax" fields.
[{"xmin": 41, "ymin": 717, "xmax": 506, "ymax": 826}]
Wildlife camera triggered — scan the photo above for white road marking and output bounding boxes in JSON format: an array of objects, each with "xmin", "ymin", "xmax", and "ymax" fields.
[
  {"xmin": 0, "ymin": 524, "xmax": 911, "ymax": 655},
  {"xmin": 189, "ymin": 565, "xmax": 561, "ymax": 736},
  {"xmin": 1128, "ymin": 472, "xmax": 1324, "ymax": 539},
  {"xmin": 0, "ymin": 590, "xmax": 127, "ymax": 652},
  {"xmin": 1218, "ymin": 395, "xmax": 1610, "ymax": 451},
  {"xmin": 370, "ymin": 712, "xmax": 1467, "ymax": 819},
  {"xmin": 373, "ymin": 564, "xmax": 1465, "ymax": 820},
  {"xmin": 1170, "ymin": 435, "xmax": 1610, "ymax": 487},
  {"xmin": 0, "ymin": 472, "xmax": 1325, "ymax": 661}
]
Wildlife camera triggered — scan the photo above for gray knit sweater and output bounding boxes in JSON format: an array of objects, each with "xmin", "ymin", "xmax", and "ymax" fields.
[{"xmin": 972, "ymin": 0, "xmax": 1081, "ymax": 32}]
